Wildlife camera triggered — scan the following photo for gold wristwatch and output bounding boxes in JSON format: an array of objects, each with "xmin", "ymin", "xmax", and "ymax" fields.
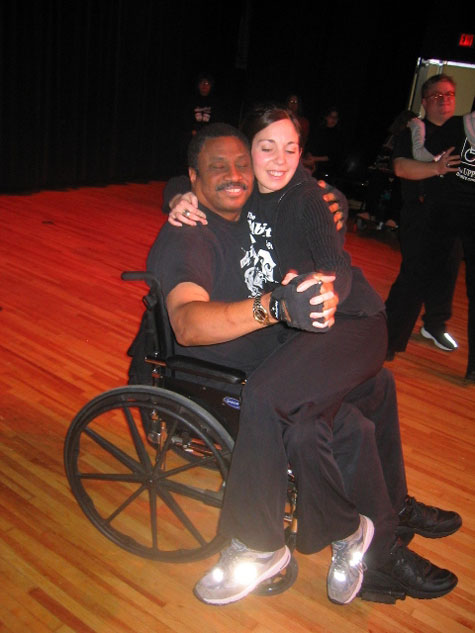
[{"xmin": 253, "ymin": 295, "xmax": 270, "ymax": 325}]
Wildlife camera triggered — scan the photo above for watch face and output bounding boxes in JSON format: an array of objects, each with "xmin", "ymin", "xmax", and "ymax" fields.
[{"xmin": 254, "ymin": 307, "xmax": 267, "ymax": 323}]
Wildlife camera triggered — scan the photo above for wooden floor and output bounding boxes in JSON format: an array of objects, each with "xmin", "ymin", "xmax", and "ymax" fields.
[{"xmin": 0, "ymin": 182, "xmax": 474, "ymax": 633}]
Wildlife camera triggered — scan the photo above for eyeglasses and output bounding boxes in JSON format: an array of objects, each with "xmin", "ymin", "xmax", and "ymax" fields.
[{"xmin": 426, "ymin": 91, "xmax": 456, "ymax": 101}]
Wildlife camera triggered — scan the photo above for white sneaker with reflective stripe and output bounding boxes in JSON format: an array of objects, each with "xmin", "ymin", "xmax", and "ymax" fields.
[
  {"xmin": 420, "ymin": 326, "xmax": 458, "ymax": 351},
  {"xmin": 327, "ymin": 515, "xmax": 374, "ymax": 605},
  {"xmin": 194, "ymin": 539, "xmax": 291, "ymax": 605}
]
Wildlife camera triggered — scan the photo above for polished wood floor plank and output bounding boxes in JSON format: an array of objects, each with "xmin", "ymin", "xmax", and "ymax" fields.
[{"xmin": 0, "ymin": 183, "xmax": 473, "ymax": 632}]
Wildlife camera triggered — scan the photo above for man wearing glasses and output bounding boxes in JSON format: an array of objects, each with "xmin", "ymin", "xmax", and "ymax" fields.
[{"xmin": 385, "ymin": 74, "xmax": 465, "ymax": 368}]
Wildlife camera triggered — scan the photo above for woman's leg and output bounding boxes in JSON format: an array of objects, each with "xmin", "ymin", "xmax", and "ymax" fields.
[{"xmin": 218, "ymin": 312, "xmax": 387, "ymax": 552}]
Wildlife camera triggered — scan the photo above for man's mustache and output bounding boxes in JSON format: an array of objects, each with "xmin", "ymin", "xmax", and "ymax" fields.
[{"xmin": 215, "ymin": 181, "xmax": 249, "ymax": 191}]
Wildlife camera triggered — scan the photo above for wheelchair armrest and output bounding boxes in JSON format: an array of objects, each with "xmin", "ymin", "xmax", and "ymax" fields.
[{"xmin": 147, "ymin": 354, "xmax": 246, "ymax": 385}]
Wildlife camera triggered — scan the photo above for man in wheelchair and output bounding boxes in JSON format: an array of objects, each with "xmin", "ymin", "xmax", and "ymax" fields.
[{"xmin": 144, "ymin": 122, "xmax": 460, "ymax": 606}]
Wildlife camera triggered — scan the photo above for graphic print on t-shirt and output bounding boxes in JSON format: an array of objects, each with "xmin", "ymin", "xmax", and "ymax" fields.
[
  {"xmin": 239, "ymin": 210, "xmax": 277, "ymax": 297},
  {"xmin": 457, "ymin": 136, "xmax": 475, "ymax": 184}
]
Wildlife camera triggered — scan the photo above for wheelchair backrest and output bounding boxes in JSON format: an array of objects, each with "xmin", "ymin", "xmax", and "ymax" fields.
[{"xmin": 123, "ymin": 271, "xmax": 176, "ymax": 385}]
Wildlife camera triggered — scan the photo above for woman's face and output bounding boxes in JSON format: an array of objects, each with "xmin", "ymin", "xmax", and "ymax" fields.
[
  {"xmin": 325, "ymin": 111, "xmax": 339, "ymax": 128},
  {"xmin": 251, "ymin": 119, "xmax": 301, "ymax": 194}
]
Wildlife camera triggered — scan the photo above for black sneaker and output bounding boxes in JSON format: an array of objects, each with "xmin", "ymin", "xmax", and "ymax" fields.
[
  {"xmin": 420, "ymin": 326, "xmax": 458, "ymax": 351},
  {"xmin": 396, "ymin": 495, "xmax": 462, "ymax": 539},
  {"xmin": 361, "ymin": 540, "xmax": 458, "ymax": 600}
]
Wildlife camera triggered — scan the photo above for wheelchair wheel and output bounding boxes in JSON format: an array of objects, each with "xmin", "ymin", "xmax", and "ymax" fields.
[
  {"xmin": 253, "ymin": 555, "xmax": 299, "ymax": 596},
  {"xmin": 64, "ymin": 385, "xmax": 234, "ymax": 562}
]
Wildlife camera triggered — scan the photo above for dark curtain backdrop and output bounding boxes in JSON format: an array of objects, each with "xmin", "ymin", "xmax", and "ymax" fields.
[{"xmin": 0, "ymin": 1, "xmax": 462, "ymax": 192}]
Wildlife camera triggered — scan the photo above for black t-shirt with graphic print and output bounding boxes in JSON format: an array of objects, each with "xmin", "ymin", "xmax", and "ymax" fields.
[
  {"xmin": 147, "ymin": 205, "xmax": 289, "ymax": 374},
  {"xmin": 424, "ymin": 115, "xmax": 474, "ymax": 208}
]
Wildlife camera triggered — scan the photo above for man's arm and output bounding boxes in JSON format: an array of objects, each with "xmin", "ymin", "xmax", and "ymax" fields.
[
  {"xmin": 393, "ymin": 148, "xmax": 460, "ymax": 180},
  {"xmin": 167, "ymin": 283, "xmax": 274, "ymax": 345},
  {"xmin": 167, "ymin": 275, "xmax": 338, "ymax": 346}
]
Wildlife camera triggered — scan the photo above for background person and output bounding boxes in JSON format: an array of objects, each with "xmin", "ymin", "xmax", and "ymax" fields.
[
  {"xmin": 303, "ymin": 106, "xmax": 344, "ymax": 182},
  {"xmin": 385, "ymin": 74, "xmax": 463, "ymax": 363}
]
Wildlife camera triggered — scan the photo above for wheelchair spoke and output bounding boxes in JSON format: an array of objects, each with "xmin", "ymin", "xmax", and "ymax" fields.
[
  {"xmin": 148, "ymin": 486, "xmax": 158, "ymax": 550},
  {"xmin": 80, "ymin": 472, "xmax": 144, "ymax": 483},
  {"xmin": 156, "ymin": 485, "xmax": 207, "ymax": 546},
  {"xmin": 105, "ymin": 482, "xmax": 148, "ymax": 524},
  {"xmin": 123, "ymin": 406, "xmax": 152, "ymax": 470},
  {"xmin": 159, "ymin": 478, "xmax": 223, "ymax": 508},
  {"xmin": 84, "ymin": 428, "xmax": 145, "ymax": 475},
  {"xmin": 152, "ymin": 451, "xmax": 223, "ymax": 480}
]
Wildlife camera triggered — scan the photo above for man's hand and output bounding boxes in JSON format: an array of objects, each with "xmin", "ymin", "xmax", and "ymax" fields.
[
  {"xmin": 433, "ymin": 147, "xmax": 461, "ymax": 176},
  {"xmin": 168, "ymin": 192, "xmax": 208, "ymax": 226},
  {"xmin": 317, "ymin": 180, "xmax": 344, "ymax": 230},
  {"xmin": 273, "ymin": 272, "xmax": 338, "ymax": 331}
]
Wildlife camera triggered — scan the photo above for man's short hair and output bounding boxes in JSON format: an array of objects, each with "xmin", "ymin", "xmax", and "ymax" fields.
[
  {"xmin": 421, "ymin": 74, "xmax": 456, "ymax": 98},
  {"xmin": 187, "ymin": 123, "xmax": 250, "ymax": 170}
]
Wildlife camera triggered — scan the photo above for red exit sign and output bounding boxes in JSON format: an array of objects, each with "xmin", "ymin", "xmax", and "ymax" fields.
[{"xmin": 459, "ymin": 33, "xmax": 474, "ymax": 47}]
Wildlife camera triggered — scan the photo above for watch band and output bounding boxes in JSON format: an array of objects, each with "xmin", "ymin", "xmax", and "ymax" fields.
[{"xmin": 252, "ymin": 295, "xmax": 270, "ymax": 325}]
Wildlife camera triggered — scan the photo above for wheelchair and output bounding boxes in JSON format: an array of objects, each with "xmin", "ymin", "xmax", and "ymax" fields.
[
  {"xmin": 64, "ymin": 272, "xmax": 402, "ymax": 603},
  {"xmin": 64, "ymin": 271, "xmax": 298, "ymax": 596}
]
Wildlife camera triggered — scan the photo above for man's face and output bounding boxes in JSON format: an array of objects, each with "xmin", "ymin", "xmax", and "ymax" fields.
[
  {"xmin": 422, "ymin": 80, "xmax": 456, "ymax": 125},
  {"xmin": 198, "ymin": 79, "xmax": 211, "ymax": 96},
  {"xmin": 190, "ymin": 136, "xmax": 254, "ymax": 220},
  {"xmin": 325, "ymin": 111, "xmax": 339, "ymax": 128}
]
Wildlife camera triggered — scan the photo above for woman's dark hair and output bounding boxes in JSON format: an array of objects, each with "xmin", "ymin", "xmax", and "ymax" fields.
[{"xmin": 240, "ymin": 104, "xmax": 302, "ymax": 147}]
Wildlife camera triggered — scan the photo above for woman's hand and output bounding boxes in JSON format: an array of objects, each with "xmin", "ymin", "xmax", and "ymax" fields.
[
  {"xmin": 281, "ymin": 271, "xmax": 338, "ymax": 329},
  {"xmin": 317, "ymin": 180, "xmax": 344, "ymax": 230},
  {"xmin": 168, "ymin": 192, "xmax": 208, "ymax": 226}
]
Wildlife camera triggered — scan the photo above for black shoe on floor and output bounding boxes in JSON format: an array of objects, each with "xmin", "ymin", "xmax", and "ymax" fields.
[
  {"xmin": 420, "ymin": 326, "xmax": 458, "ymax": 351},
  {"xmin": 360, "ymin": 540, "xmax": 458, "ymax": 601},
  {"xmin": 396, "ymin": 495, "xmax": 462, "ymax": 539}
]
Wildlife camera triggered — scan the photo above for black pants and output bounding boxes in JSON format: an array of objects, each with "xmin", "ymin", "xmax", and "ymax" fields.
[
  {"xmin": 433, "ymin": 205, "xmax": 475, "ymax": 373},
  {"xmin": 464, "ymin": 231, "xmax": 475, "ymax": 372},
  {"xmin": 385, "ymin": 200, "xmax": 461, "ymax": 352},
  {"xmin": 331, "ymin": 369, "xmax": 407, "ymax": 565},
  {"xmin": 218, "ymin": 312, "xmax": 399, "ymax": 560}
]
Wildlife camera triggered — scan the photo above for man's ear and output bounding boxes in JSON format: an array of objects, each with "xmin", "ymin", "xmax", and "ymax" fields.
[{"xmin": 189, "ymin": 167, "xmax": 197, "ymax": 188}]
